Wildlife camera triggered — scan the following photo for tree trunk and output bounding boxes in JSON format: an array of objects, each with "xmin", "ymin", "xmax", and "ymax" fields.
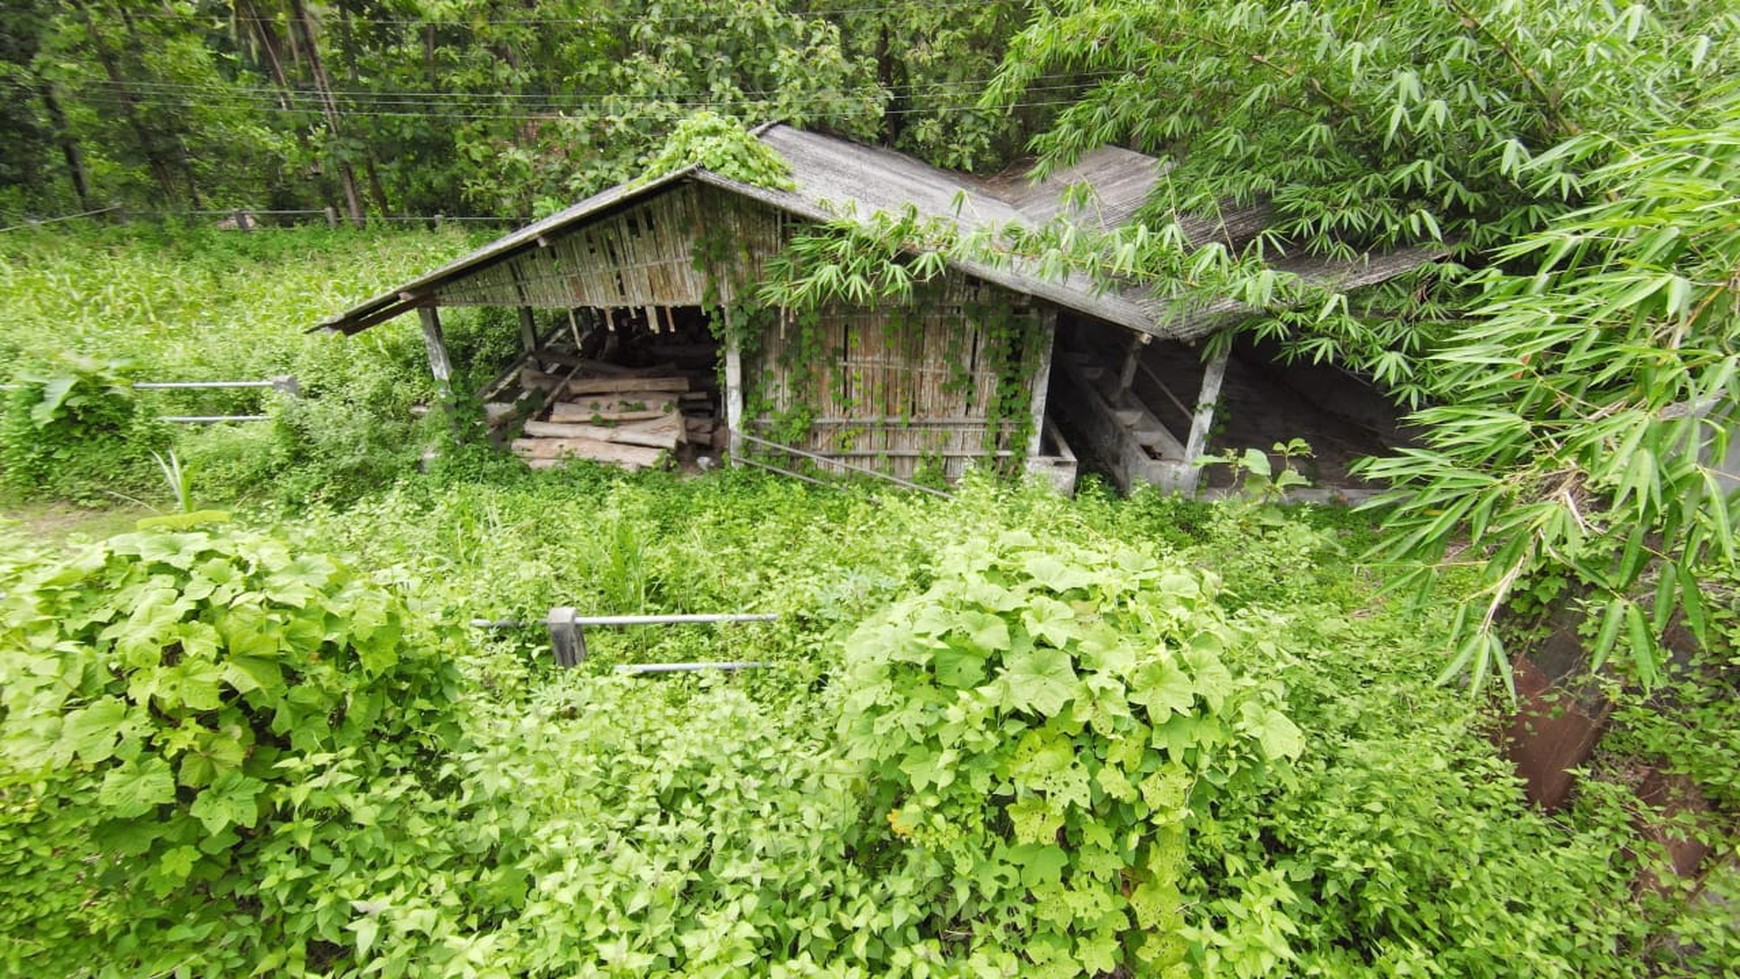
[
  {"xmin": 236, "ymin": 0, "xmax": 293, "ymax": 109},
  {"xmin": 338, "ymin": 3, "xmax": 391, "ymax": 216},
  {"xmin": 235, "ymin": 0, "xmax": 343, "ymax": 216},
  {"xmin": 288, "ymin": 0, "xmax": 365, "ymax": 227},
  {"xmin": 67, "ymin": 0, "xmax": 181, "ymax": 204},
  {"xmin": 116, "ymin": 5, "xmax": 202, "ymax": 207},
  {"xmin": 37, "ymin": 83, "xmax": 94, "ymax": 213}
]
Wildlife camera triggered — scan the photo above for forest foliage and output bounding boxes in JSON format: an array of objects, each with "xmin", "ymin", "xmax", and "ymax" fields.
[
  {"xmin": 0, "ymin": 0, "xmax": 1738, "ymax": 972},
  {"xmin": 1, "ymin": 0, "xmax": 1042, "ymax": 223}
]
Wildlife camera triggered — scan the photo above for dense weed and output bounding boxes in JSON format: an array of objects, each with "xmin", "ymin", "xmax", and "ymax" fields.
[{"xmin": 0, "ymin": 230, "xmax": 1733, "ymax": 975}]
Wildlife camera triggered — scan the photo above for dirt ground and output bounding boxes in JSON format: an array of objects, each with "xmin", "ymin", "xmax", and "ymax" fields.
[{"xmin": 2, "ymin": 502, "xmax": 150, "ymax": 544}]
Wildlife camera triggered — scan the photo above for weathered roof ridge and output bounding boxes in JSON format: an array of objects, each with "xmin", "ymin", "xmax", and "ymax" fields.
[{"xmin": 316, "ymin": 124, "xmax": 1437, "ymax": 338}]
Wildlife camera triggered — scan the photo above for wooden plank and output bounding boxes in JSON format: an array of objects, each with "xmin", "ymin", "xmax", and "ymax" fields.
[
  {"xmin": 521, "ymin": 419, "xmax": 681, "ymax": 450},
  {"xmin": 567, "ymin": 376, "xmax": 691, "ymax": 396},
  {"xmin": 418, "ymin": 307, "xmax": 452, "ymax": 398},
  {"xmin": 1138, "ymin": 361, "xmax": 1194, "ymax": 425},
  {"xmin": 548, "ymin": 399, "xmax": 677, "ymax": 423},
  {"xmin": 512, "ymin": 437, "xmax": 666, "ymax": 467}
]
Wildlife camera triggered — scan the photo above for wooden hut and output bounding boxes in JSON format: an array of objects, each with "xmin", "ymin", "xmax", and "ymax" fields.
[{"xmin": 317, "ymin": 125, "xmax": 1436, "ymax": 493}]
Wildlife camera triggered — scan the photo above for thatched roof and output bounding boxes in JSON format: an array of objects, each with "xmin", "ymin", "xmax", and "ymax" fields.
[{"xmin": 317, "ymin": 124, "xmax": 1438, "ymax": 338}]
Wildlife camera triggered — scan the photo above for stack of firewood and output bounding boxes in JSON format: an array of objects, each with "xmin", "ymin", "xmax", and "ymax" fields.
[{"xmin": 505, "ymin": 366, "xmax": 723, "ymax": 471}]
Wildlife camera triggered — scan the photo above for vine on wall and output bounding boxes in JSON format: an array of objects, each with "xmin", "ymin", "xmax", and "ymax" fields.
[{"xmin": 691, "ymin": 192, "xmax": 1047, "ymax": 472}]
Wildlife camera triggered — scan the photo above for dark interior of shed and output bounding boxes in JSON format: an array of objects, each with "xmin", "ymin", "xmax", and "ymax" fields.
[{"xmin": 1049, "ymin": 313, "xmax": 1409, "ymax": 493}]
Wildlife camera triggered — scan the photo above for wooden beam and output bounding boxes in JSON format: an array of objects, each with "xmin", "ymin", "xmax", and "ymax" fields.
[
  {"xmin": 419, "ymin": 306, "xmax": 452, "ymax": 399},
  {"xmin": 1181, "ymin": 349, "xmax": 1230, "ymax": 494},
  {"xmin": 723, "ymin": 307, "xmax": 745, "ymax": 460},
  {"xmin": 518, "ymin": 306, "xmax": 538, "ymax": 353},
  {"xmin": 1027, "ymin": 309, "xmax": 1058, "ymax": 458},
  {"xmin": 1118, "ymin": 331, "xmax": 1145, "ymax": 391}
]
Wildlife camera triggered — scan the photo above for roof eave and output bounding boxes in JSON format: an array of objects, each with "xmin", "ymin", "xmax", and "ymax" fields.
[{"xmin": 312, "ymin": 166, "xmax": 702, "ymax": 334}]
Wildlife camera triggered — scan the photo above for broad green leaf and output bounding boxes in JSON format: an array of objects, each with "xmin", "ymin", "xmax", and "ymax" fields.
[
  {"xmin": 1247, "ymin": 704, "xmax": 1304, "ymax": 761},
  {"xmin": 1001, "ymin": 645, "xmax": 1078, "ymax": 716},
  {"xmin": 158, "ymin": 845, "xmax": 199, "ymax": 883},
  {"xmin": 1009, "ymin": 796, "xmax": 1065, "ymax": 845},
  {"xmin": 933, "ymin": 641, "xmax": 989, "ymax": 688},
  {"xmin": 1022, "ymin": 596, "xmax": 1080, "ymax": 647},
  {"xmin": 1010, "ymin": 843, "xmax": 1069, "ymax": 889},
  {"xmin": 223, "ymin": 656, "xmax": 283, "ymax": 696},
  {"xmin": 1128, "ymin": 657, "xmax": 1194, "ymax": 718},
  {"xmin": 98, "ymin": 757, "xmax": 176, "ymax": 818},
  {"xmin": 63, "ymin": 697, "xmax": 128, "ymax": 764},
  {"xmin": 29, "ymin": 376, "xmax": 77, "ymax": 426},
  {"xmin": 1022, "ymin": 553, "xmax": 1097, "ymax": 593},
  {"xmin": 189, "ymin": 771, "xmax": 266, "ymax": 834},
  {"xmin": 954, "ymin": 610, "xmax": 1011, "ymax": 652}
]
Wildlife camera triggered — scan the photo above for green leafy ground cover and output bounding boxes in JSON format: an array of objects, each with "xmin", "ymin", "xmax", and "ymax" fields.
[
  {"xmin": 4, "ymin": 476, "xmax": 1735, "ymax": 976},
  {"xmin": 0, "ymin": 229, "xmax": 1735, "ymax": 976}
]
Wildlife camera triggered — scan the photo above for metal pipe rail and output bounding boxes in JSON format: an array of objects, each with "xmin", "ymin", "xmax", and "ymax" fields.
[
  {"xmin": 0, "ymin": 375, "xmax": 299, "ymax": 423},
  {"xmin": 472, "ymin": 608, "xmax": 780, "ymax": 669}
]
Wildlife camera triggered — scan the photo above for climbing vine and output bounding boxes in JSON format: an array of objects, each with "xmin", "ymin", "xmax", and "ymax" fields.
[{"xmin": 754, "ymin": 210, "xmax": 1047, "ymax": 471}]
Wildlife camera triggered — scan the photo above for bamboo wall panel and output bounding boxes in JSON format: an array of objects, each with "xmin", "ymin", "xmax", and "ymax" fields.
[
  {"xmin": 434, "ymin": 186, "xmax": 783, "ymax": 308},
  {"xmin": 747, "ymin": 273, "xmax": 1043, "ymax": 472}
]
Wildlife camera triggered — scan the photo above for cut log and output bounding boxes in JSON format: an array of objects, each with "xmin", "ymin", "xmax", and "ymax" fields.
[
  {"xmin": 548, "ymin": 398, "xmax": 677, "ymax": 423},
  {"xmin": 567, "ymin": 376, "xmax": 691, "ymax": 396},
  {"xmin": 512, "ymin": 437, "xmax": 665, "ymax": 468},
  {"xmin": 521, "ymin": 367, "xmax": 566, "ymax": 392},
  {"xmin": 522, "ymin": 417, "xmax": 681, "ymax": 450},
  {"xmin": 484, "ymin": 402, "xmax": 518, "ymax": 428}
]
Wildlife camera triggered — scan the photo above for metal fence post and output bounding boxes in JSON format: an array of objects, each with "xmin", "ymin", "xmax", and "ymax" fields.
[{"xmin": 548, "ymin": 607, "xmax": 584, "ymax": 668}]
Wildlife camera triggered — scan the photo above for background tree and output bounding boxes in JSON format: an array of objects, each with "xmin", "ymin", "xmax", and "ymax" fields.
[{"xmin": 987, "ymin": 0, "xmax": 1740, "ymax": 688}]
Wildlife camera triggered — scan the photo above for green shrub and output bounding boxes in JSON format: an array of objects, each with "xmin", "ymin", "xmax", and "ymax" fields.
[
  {"xmin": 0, "ymin": 527, "xmax": 461, "ymax": 974},
  {"xmin": 0, "ymin": 358, "xmax": 169, "ymax": 504},
  {"xmin": 836, "ymin": 532, "xmax": 1303, "ymax": 978}
]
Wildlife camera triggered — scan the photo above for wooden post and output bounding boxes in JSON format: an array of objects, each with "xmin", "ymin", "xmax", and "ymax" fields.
[
  {"xmin": 723, "ymin": 307, "xmax": 745, "ymax": 461},
  {"xmin": 1181, "ymin": 349, "xmax": 1230, "ymax": 494},
  {"xmin": 233, "ymin": 209, "xmax": 252, "ymax": 232},
  {"xmin": 548, "ymin": 606, "xmax": 584, "ymax": 668},
  {"xmin": 518, "ymin": 307, "xmax": 539, "ymax": 354},
  {"xmin": 1027, "ymin": 309, "xmax": 1058, "ymax": 458},
  {"xmin": 418, "ymin": 305, "xmax": 453, "ymax": 400},
  {"xmin": 325, "ymin": 205, "xmax": 339, "ymax": 229},
  {"xmin": 1118, "ymin": 332, "xmax": 1145, "ymax": 391},
  {"xmin": 270, "ymin": 374, "xmax": 300, "ymax": 398}
]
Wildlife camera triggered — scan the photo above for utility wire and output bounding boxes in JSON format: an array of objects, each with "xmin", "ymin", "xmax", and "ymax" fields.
[
  {"xmin": 121, "ymin": 1, "xmax": 1025, "ymax": 28},
  {"xmin": 69, "ymin": 92, "xmax": 1083, "ymax": 121},
  {"xmin": 85, "ymin": 69, "xmax": 1127, "ymax": 103}
]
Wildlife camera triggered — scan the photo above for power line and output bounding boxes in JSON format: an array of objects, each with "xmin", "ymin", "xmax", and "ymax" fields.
[
  {"xmin": 120, "ymin": 0, "xmax": 1026, "ymax": 29},
  {"xmin": 82, "ymin": 69, "xmax": 1125, "ymax": 105},
  {"xmin": 67, "ymin": 73, "xmax": 1101, "ymax": 120},
  {"xmin": 71, "ymin": 92, "xmax": 1081, "ymax": 121}
]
